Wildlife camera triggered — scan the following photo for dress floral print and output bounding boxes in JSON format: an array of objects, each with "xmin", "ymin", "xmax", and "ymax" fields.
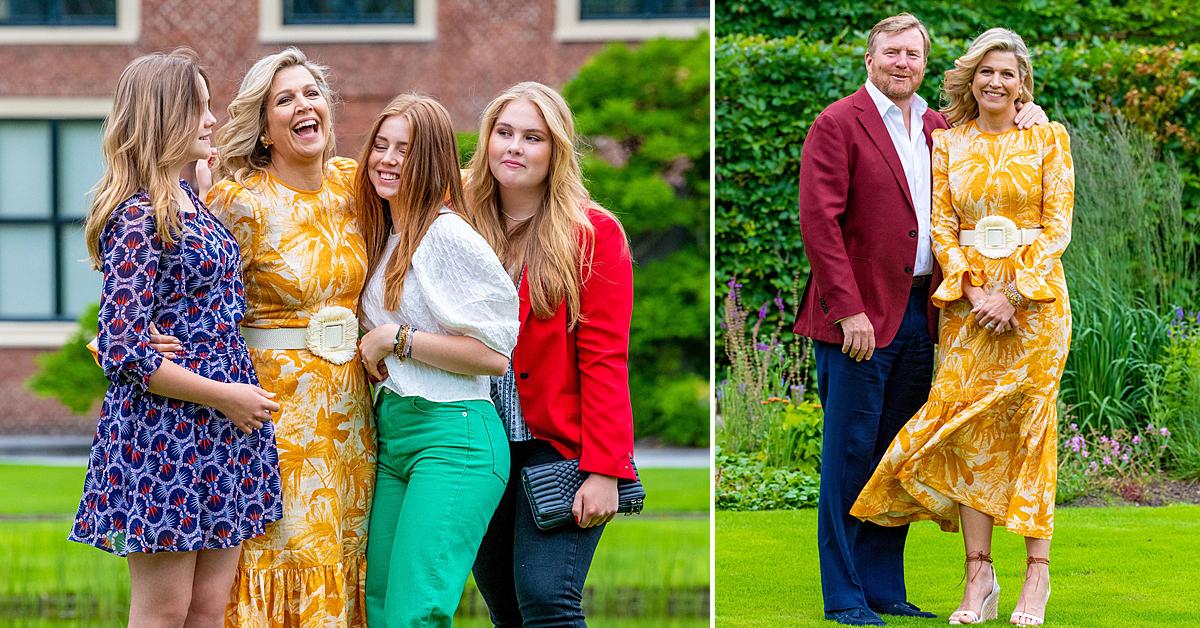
[
  {"xmin": 208, "ymin": 157, "xmax": 376, "ymax": 627},
  {"xmin": 851, "ymin": 121, "xmax": 1074, "ymax": 540},
  {"xmin": 70, "ymin": 181, "xmax": 282, "ymax": 555}
]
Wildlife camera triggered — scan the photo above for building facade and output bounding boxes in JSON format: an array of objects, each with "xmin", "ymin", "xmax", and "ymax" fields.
[{"xmin": 0, "ymin": 0, "xmax": 707, "ymax": 434}]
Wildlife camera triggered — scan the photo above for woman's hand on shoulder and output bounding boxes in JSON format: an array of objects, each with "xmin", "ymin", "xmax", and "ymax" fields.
[
  {"xmin": 213, "ymin": 383, "xmax": 279, "ymax": 434},
  {"xmin": 358, "ymin": 324, "xmax": 398, "ymax": 381},
  {"xmin": 572, "ymin": 472, "xmax": 619, "ymax": 528}
]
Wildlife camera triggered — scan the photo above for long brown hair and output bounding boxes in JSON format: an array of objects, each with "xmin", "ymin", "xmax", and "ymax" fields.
[
  {"xmin": 354, "ymin": 94, "xmax": 470, "ymax": 310},
  {"xmin": 84, "ymin": 48, "xmax": 210, "ymax": 269},
  {"xmin": 464, "ymin": 82, "xmax": 627, "ymax": 328}
]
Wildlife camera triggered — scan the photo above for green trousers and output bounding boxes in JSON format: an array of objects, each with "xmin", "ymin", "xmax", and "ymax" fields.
[{"xmin": 365, "ymin": 391, "xmax": 510, "ymax": 627}]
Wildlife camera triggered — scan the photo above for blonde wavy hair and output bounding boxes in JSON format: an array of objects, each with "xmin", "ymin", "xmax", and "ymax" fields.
[
  {"xmin": 215, "ymin": 47, "xmax": 336, "ymax": 184},
  {"xmin": 941, "ymin": 28, "xmax": 1034, "ymax": 127},
  {"xmin": 354, "ymin": 95, "xmax": 471, "ymax": 310},
  {"xmin": 84, "ymin": 48, "xmax": 209, "ymax": 269},
  {"xmin": 464, "ymin": 82, "xmax": 626, "ymax": 329}
]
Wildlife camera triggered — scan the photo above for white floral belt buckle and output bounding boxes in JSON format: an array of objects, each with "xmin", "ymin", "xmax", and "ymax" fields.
[
  {"xmin": 959, "ymin": 216, "xmax": 1041, "ymax": 259},
  {"xmin": 305, "ymin": 306, "xmax": 358, "ymax": 364}
]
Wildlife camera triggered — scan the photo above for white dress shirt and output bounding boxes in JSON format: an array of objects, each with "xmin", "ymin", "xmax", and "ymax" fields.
[
  {"xmin": 360, "ymin": 209, "xmax": 519, "ymax": 403},
  {"xmin": 864, "ymin": 80, "xmax": 933, "ymax": 276}
]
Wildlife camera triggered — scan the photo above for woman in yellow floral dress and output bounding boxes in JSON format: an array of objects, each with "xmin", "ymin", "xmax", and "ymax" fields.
[
  {"xmin": 851, "ymin": 29, "xmax": 1072, "ymax": 627},
  {"xmin": 159, "ymin": 48, "xmax": 376, "ymax": 626}
]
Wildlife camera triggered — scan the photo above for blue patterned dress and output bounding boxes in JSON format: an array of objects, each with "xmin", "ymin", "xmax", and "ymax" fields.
[{"xmin": 69, "ymin": 182, "xmax": 283, "ymax": 555}]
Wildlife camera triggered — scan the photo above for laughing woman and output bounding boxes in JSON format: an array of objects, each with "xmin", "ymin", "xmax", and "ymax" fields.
[
  {"xmin": 467, "ymin": 82, "xmax": 637, "ymax": 627},
  {"xmin": 208, "ymin": 48, "xmax": 376, "ymax": 626},
  {"xmin": 70, "ymin": 49, "xmax": 282, "ymax": 627},
  {"xmin": 354, "ymin": 94, "xmax": 519, "ymax": 626}
]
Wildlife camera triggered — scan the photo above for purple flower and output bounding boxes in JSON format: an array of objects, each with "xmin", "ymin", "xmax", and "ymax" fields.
[
  {"xmin": 1176, "ymin": 306, "xmax": 1185, "ymax": 321},
  {"xmin": 755, "ymin": 343, "xmax": 772, "ymax": 351},
  {"xmin": 1100, "ymin": 435, "xmax": 1109, "ymax": 445},
  {"xmin": 726, "ymin": 277, "xmax": 742, "ymax": 289},
  {"xmin": 758, "ymin": 303, "xmax": 769, "ymax": 320},
  {"xmin": 1082, "ymin": 450, "xmax": 1089, "ymax": 458},
  {"xmin": 1133, "ymin": 435, "xmax": 1141, "ymax": 445},
  {"xmin": 1088, "ymin": 461, "xmax": 1099, "ymax": 474},
  {"xmin": 1069, "ymin": 422, "xmax": 1078, "ymax": 432},
  {"xmin": 1122, "ymin": 453, "xmax": 1130, "ymax": 463},
  {"xmin": 1161, "ymin": 427, "xmax": 1171, "ymax": 437},
  {"xmin": 775, "ymin": 292, "xmax": 786, "ymax": 314},
  {"xmin": 1102, "ymin": 455, "xmax": 1112, "ymax": 465}
]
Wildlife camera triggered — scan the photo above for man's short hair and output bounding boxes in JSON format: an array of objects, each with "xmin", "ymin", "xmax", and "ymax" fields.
[{"xmin": 866, "ymin": 13, "xmax": 931, "ymax": 57}]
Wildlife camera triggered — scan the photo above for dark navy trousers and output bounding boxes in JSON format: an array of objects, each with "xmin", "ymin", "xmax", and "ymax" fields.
[{"xmin": 814, "ymin": 286, "xmax": 934, "ymax": 613}]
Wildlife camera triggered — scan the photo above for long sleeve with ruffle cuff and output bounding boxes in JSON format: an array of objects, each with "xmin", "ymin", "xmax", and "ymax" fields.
[
  {"xmin": 930, "ymin": 129, "xmax": 983, "ymax": 309},
  {"xmin": 97, "ymin": 200, "xmax": 165, "ymax": 394},
  {"xmin": 1013, "ymin": 122, "xmax": 1074, "ymax": 303}
]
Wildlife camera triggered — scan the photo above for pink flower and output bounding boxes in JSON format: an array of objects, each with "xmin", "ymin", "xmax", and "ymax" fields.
[
  {"xmin": 1100, "ymin": 435, "xmax": 1110, "ymax": 445},
  {"xmin": 1122, "ymin": 454, "xmax": 1130, "ymax": 463},
  {"xmin": 1161, "ymin": 427, "xmax": 1171, "ymax": 437},
  {"xmin": 1088, "ymin": 461, "xmax": 1099, "ymax": 474},
  {"xmin": 1133, "ymin": 435, "xmax": 1141, "ymax": 445},
  {"xmin": 1103, "ymin": 455, "xmax": 1112, "ymax": 465},
  {"xmin": 1082, "ymin": 450, "xmax": 1089, "ymax": 458},
  {"xmin": 1070, "ymin": 423, "xmax": 1079, "ymax": 432}
]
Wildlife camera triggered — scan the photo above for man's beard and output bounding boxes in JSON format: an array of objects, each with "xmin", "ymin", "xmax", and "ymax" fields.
[{"xmin": 869, "ymin": 68, "xmax": 922, "ymax": 101}]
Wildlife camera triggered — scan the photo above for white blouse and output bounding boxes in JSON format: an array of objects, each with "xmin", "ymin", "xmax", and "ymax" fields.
[{"xmin": 360, "ymin": 209, "xmax": 519, "ymax": 403}]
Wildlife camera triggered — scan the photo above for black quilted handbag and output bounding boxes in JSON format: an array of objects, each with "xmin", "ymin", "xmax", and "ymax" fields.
[{"xmin": 521, "ymin": 458, "xmax": 646, "ymax": 530}]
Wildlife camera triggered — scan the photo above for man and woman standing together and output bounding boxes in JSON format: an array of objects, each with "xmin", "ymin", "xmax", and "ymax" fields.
[
  {"xmin": 70, "ymin": 46, "xmax": 634, "ymax": 627},
  {"xmin": 796, "ymin": 13, "xmax": 1073, "ymax": 627}
]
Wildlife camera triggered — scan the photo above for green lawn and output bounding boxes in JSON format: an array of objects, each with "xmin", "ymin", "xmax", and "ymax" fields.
[
  {"xmin": 1, "ymin": 464, "xmax": 710, "ymax": 624},
  {"xmin": 716, "ymin": 506, "xmax": 1200, "ymax": 626}
]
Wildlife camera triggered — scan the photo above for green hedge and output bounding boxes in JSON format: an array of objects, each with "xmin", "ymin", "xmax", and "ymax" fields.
[
  {"xmin": 716, "ymin": 34, "xmax": 1200, "ymax": 318},
  {"xmin": 716, "ymin": 0, "xmax": 1200, "ymax": 43}
]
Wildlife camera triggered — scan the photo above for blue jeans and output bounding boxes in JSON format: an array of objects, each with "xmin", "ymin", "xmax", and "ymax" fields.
[
  {"xmin": 814, "ymin": 286, "xmax": 934, "ymax": 613},
  {"xmin": 472, "ymin": 439, "xmax": 605, "ymax": 627}
]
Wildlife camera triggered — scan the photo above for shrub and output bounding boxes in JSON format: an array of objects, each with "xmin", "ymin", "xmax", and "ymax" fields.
[
  {"xmin": 715, "ymin": 448, "xmax": 820, "ymax": 511},
  {"xmin": 27, "ymin": 304, "xmax": 107, "ymax": 415},
  {"xmin": 1057, "ymin": 419, "xmax": 1174, "ymax": 504},
  {"xmin": 716, "ymin": 0, "xmax": 1200, "ymax": 44}
]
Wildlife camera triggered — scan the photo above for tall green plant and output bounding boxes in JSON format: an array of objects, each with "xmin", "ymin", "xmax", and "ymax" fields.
[
  {"xmin": 27, "ymin": 303, "xmax": 107, "ymax": 414},
  {"xmin": 1150, "ymin": 311, "xmax": 1200, "ymax": 478}
]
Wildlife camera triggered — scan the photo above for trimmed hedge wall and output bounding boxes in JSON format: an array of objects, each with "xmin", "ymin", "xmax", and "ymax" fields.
[
  {"xmin": 716, "ymin": 0, "xmax": 1200, "ymax": 44},
  {"xmin": 716, "ymin": 34, "xmax": 1200, "ymax": 318}
]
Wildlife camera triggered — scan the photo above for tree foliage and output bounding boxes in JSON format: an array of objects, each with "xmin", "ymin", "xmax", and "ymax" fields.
[{"xmin": 565, "ymin": 34, "xmax": 711, "ymax": 446}]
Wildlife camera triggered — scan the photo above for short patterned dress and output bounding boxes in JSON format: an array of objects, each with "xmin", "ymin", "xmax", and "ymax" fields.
[
  {"xmin": 70, "ymin": 182, "xmax": 282, "ymax": 555},
  {"xmin": 208, "ymin": 157, "xmax": 376, "ymax": 627},
  {"xmin": 851, "ymin": 121, "xmax": 1074, "ymax": 540}
]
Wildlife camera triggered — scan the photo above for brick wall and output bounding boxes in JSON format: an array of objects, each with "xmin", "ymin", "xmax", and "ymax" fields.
[{"xmin": 0, "ymin": 0, "xmax": 608, "ymax": 148}]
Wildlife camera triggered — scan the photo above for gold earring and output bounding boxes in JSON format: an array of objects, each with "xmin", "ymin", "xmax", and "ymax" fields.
[{"xmin": 260, "ymin": 135, "xmax": 273, "ymax": 147}]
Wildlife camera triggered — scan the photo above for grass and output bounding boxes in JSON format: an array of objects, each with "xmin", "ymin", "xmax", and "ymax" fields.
[
  {"xmin": 0, "ymin": 464, "xmax": 710, "ymax": 624},
  {"xmin": 716, "ymin": 505, "xmax": 1200, "ymax": 626}
]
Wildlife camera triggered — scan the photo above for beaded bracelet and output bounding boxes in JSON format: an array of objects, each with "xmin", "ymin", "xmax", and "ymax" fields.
[
  {"xmin": 1001, "ymin": 283, "xmax": 1028, "ymax": 308},
  {"xmin": 391, "ymin": 324, "xmax": 413, "ymax": 361}
]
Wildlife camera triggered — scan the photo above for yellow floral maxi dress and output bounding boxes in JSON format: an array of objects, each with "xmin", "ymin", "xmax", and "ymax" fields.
[
  {"xmin": 850, "ymin": 121, "xmax": 1074, "ymax": 540},
  {"xmin": 208, "ymin": 157, "xmax": 376, "ymax": 626}
]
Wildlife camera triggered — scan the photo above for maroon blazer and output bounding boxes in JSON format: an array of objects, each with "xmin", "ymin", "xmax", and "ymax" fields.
[
  {"xmin": 792, "ymin": 86, "xmax": 945, "ymax": 347},
  {"xmin": 511, "ymin": 208, "xmax": 637, "ymax": 481}
]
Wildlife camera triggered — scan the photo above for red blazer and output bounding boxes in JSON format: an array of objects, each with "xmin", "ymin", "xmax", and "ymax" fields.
[
  {"xmin": 511, "ymin": 208, "xmax": 637, "ymax": 481},
  {"xmin": 793, "ymin": 86, "xmax": 945, "ymax": 347}
]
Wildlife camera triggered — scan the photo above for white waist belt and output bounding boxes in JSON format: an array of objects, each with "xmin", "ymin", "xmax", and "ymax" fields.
[
  {"xmin": 241, "ymin": 306, "xmax": 358, "ymax": 365},
  {"xmin": 958, "ymin": 216, "xmax": 1042, "ymax": 259}
]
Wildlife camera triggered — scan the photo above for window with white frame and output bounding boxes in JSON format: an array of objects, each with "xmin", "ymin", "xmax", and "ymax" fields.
[
  {"xmin": 0, "ymin": 119, "xmax": 104, "ymax": 321},
  {"xmin": 580, "ymin": 0, "xmax": 708, "ymax": 20},
  {"xmin": 259, "ymin": 0, "xmax": 435, "ymax": 43},
  {"xmin": 556, "ymin": 0, "xmax": 707, "ymax": 41},
  {"xmin": 0, "ymin": 0, "xmax": 138, "ymax": 44}
]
